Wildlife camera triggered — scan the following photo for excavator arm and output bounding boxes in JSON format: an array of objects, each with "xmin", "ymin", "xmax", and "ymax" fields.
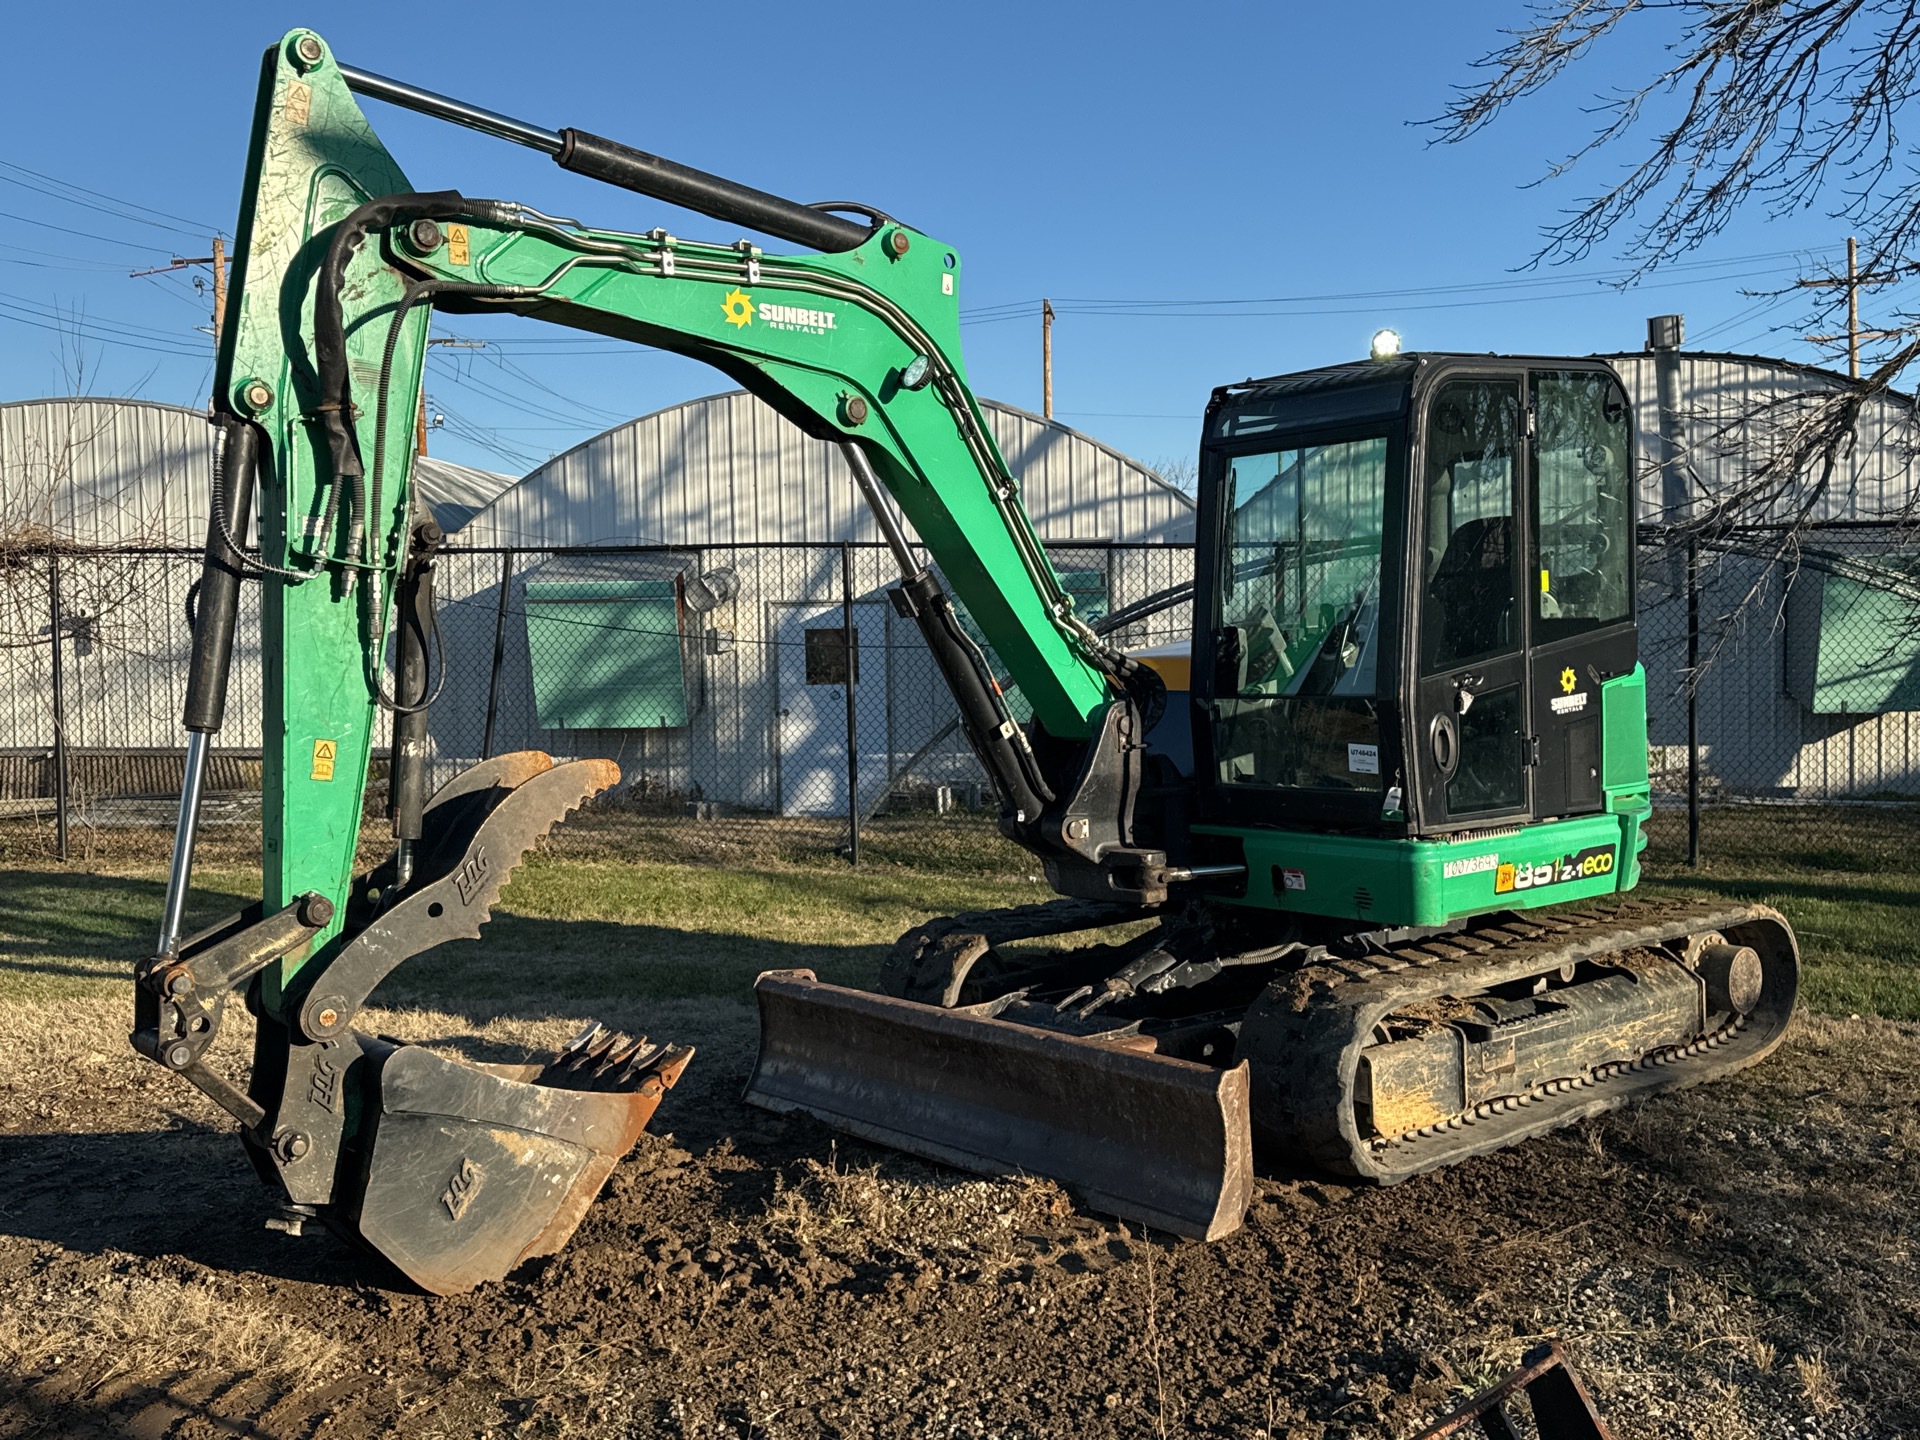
[{"xmin": 136, "ymin": 27, "xmax": 1241, "ymax": 1294}]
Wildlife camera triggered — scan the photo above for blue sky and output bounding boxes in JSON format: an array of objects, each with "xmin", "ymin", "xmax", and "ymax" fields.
[{"xmin": 0, "ymin": 3, "xmax": 1886, "ymax": 477}]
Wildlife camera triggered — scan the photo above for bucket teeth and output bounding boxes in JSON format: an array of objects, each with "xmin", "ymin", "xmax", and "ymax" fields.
[{"xmin": 537, "ymin": 1022, "xmax": 693, "ymax": 1095}]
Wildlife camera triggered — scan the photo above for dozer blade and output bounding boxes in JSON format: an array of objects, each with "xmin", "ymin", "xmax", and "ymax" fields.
[
  {"xmin": 345, "ymin": 1024, "xmax": 693, "ymax": 1295},
  {"xmin": 745, "ymin": 970, "xmax": 1253, "ymax": 1240}
]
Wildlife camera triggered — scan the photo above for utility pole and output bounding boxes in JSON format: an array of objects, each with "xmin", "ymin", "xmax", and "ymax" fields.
[
  {"xmin": 1801, "ymin": 236, "xmax": 1900, "ymax": 379},
  {"xmin": 132, "ymin": 239, "xmax": 228, "ymax": 347},
  {"xmin": 1042, "ymin": 299, "xmax": 1054, "ymax": 419},
  {"xmin": 210, "ymin": 237, "xmax": 227, "ymax": 337}
]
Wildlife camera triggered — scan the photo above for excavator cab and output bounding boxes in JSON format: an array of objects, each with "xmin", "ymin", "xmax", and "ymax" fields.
[{"xmin": 1195, "ymin": 355, "xmax": 1636, "ymax": 844}]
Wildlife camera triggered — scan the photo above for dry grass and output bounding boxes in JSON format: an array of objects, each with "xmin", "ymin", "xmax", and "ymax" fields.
[
  {"xmin": 1795, "ymin": 1350, "xmax": 1838, "ymax": 1415},
  {"xmin": 0, "ymin": 1270, "xmax": 343, "ymax": 1396},
  {"xmin": 763, "ymin": 1144, "xmax": 1069, "ymax": 1279}
]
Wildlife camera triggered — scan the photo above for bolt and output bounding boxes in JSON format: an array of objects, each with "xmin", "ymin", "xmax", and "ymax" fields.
[
  {"xmin": 166, "ymin": 1042, "xmax": 194, "ymax": 1068},
  {"xmin": 841, "ymin": 394, "xmax": 869, "ymax": 427},
  {"xmin": 292, "ymin": 35, "xmax": 325, "ymax": 69},
  {"xmin": 297, "ymin": 892, "xmax": 335, "ymax": 928},
  {"xmin": 1065, "ymin": 818, "xmax": 1091, "ymax": 841},
  {"xmin": 316, "ymin": 1006, "xmax": 340, "ymax": 1030},
  {"xmin": 275, "ymin": 1130, "xmax": 312, "ymax": 1163},
  {"xmin": 237, "ymin": 379, "xmax": 274, "ymax": 415},
  {"xmin": 885, "ymin": 228, "xmax": 911, "ymax": 258},
  {"xmin": 408, "ymin": 219, "xmax": 444, "ymax": 255},
  {"xmin": 165, "ymin": 971, "xmax": 193, "ymax": 997}
]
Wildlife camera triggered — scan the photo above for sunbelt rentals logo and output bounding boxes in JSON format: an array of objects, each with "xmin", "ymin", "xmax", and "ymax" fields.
[{"xmin": 719, "ymin": 287, "xmax": 837, "ymax": 336}]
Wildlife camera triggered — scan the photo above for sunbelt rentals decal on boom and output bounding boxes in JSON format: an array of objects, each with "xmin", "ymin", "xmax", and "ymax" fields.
[{"xmin": 722, "ymin": 288, "xmax": 837, "ymax": 336}]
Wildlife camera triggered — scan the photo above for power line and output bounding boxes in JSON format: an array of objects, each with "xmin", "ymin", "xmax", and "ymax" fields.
[
  {"xmin": 0, "ymin": 159, "xmax": 223, "ymax": 238},
  {"xmin": 958, "ymin": 248, "xmax": 1824, "ymax": 325},
  {"xmin": 0, "ymin": 207, "xmax": 177, "ymax": 256}
]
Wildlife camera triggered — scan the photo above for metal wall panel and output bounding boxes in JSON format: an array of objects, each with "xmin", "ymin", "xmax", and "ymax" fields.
[
  {"xmin": 455, "ymin": 390, "xmax": 1196, "ymax": 548},
  {"xmin": 1604, "ymin": 350, "xmax": 1920, "ymax": 525}
]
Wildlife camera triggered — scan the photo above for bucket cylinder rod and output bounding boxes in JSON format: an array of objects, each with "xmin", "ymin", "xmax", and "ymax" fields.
[
  {"xmin": 158, "ymin": 418, "xmax": 259, "ymax": 957},
  {"xmin": 337, "ymin": 63, "xmax": 874, "ymax": 254}
]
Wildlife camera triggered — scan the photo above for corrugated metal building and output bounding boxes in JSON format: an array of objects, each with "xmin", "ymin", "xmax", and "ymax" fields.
[
  {"xmin": 453, "ymin": 388, "xmax": 1194, "ymax": 548},
  {"xmin": 1605, "ymin": 348, "xmax": 1920, "ymax": 798},
  {"xmin": 11, "ymin": 349, "xmax": 1914, "ymax": 818},
  {"xmin": 431, "ymin": 389, "xmax": 1196, "ymax": 817},
  {"xmin": 0, "ymin": 396, "xmax": 509, "ymax": 807}
]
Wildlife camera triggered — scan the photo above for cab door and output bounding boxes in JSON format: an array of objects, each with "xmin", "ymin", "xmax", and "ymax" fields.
[
  {"xmin": 1410, "ymin": 375, "xmax": 1532, "ymax": 830},
  {"xmin": 1526, "ymin": 368, "xmax": 1636, "ymax": 818}
]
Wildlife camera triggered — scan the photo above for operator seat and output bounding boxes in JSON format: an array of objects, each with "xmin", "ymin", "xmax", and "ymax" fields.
[{"xmin": 1427, "ymin": 514, "xmax": 1513, "ymax": 662}]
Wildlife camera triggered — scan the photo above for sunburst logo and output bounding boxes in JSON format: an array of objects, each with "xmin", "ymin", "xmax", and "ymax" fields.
[
  {"xmin": 1560, "ymin": 666, "xmax": 1578, "ymax": 695},
  {"xmin": 721, "ymin": 288, "xmax": 754, "ymax": 328}
]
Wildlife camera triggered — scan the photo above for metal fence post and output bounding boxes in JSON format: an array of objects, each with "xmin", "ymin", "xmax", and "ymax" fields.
[
  {"xmin": 842, "ymin": 541, "xmax": 859, "ymax": 866},
  {"xmin": 480, "ymin": 548, "xmax": 514, "ymax": 761},
  {"xmin": 47, "ymin": 552, "xmax": 70, "ymax": 861},
  {"xmin": 1685, "ymin": 535, "xmax": 1701, "ymax": 868}
]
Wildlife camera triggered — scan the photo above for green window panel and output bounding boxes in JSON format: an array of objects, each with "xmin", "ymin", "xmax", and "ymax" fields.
[
  {"xmin": 524, "ymin": 579, "xmax": 688, "ymax": 729},
  {"xmin": 1785, "ymin": 556, "xmax": 1920, "ymax": 715}
]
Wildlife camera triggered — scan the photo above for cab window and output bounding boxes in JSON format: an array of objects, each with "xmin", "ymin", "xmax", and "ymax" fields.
[
  {"xmin": 1422, "ymin": 380, "xmax": 1522, "ymax": 672},
  {"xmin": 1532, "ymin": 370, "xmax": 1632, "ymax": 638},
  {"xmin": 1213, "ymin": 433, "xmax": 1389, "ymax": 792}
]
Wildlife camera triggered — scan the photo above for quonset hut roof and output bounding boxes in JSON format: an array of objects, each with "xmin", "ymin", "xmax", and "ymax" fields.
[
  {"xmin": 452, "ymin": 390, "xmax": 1196, "ymax": 548},
  {"xmin": 0, "ymin": 396, "xmax": 513, "ymax": 546}
]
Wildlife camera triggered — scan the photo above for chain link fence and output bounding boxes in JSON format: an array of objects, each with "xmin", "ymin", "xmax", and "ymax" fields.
[
  {"xmin": 0, "ymin": 541, "xmax": 1194, "ymax": 864},
  {"xmin": 5, "ymin": 532, "xmax": 1916, "ymax": 868},
  {"xmin": 1636, "ymin": 520, "xmax": 1920, "ymax": 867}
]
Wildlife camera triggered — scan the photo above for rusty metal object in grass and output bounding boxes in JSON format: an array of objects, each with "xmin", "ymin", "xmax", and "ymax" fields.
[{"xmin": 1414, "ymin": 1340, "xmax": 1612, "ymax": 1440}]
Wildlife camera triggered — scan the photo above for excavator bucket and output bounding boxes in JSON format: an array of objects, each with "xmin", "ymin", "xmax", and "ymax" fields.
[
  {"xmin": 344, "ymin": 1025, "xmax": 692, "ymax": 1295},
  {"xmin": 144, "ymin": 752, "xmax": 695, "ymax": 1295},
  {"xmin": 745, "ymin": 970, "xmax": 1254, "ymax": 1240}
]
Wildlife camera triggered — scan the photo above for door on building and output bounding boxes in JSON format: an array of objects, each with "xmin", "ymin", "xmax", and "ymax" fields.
[{"xmin": 772, "ymin": 599, "xmax": 889, "ymax": 816}]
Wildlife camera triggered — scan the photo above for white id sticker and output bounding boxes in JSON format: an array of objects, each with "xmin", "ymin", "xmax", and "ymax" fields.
[{"xmin": 1347, "ymin": 742, "xmax": 1380, "ymax": 775}]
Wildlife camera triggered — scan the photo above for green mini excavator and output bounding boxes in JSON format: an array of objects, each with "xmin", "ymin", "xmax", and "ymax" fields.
[{"xmin": 139, "ymin": 29, "xmax": 1799, "ymax": 1291}]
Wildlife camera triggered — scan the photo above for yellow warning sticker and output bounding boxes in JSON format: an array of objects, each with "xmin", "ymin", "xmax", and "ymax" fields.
[
  {"xmin": 310, "ymin": 739, "xmax": 337, "ymax": 782},
  {"xmin": 448, "ymin": 224, "xmax": 470, "ymax": 266},
  {"xmin": 286, "ymin": 82, "xmax": 311, "ymax": 127}
]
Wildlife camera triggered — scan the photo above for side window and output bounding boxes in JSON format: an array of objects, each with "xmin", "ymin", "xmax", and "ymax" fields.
[
  {"xmin": 1422, "ymin": 380, "xmax": 1522, "ymax": 671},
  {"xmin": 1532, "ymin": 371, "xmax": 1632, "ymax": 638}
]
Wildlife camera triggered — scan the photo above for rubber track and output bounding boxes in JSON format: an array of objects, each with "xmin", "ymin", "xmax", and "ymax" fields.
[{"xmin": 1237, "ymin": 897, "xmax": 1799, "ymax": 1183}]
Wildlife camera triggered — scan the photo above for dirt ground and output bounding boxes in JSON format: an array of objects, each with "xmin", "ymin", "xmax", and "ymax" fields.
[{"xmin": 1, "ymin": 991, "xmax": 1913, "ymax": 1440}]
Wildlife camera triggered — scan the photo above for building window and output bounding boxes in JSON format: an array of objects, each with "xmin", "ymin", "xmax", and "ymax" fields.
[{"xmin": 524, "ymin": 578, "xmax": 688, "ymax": 728}]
